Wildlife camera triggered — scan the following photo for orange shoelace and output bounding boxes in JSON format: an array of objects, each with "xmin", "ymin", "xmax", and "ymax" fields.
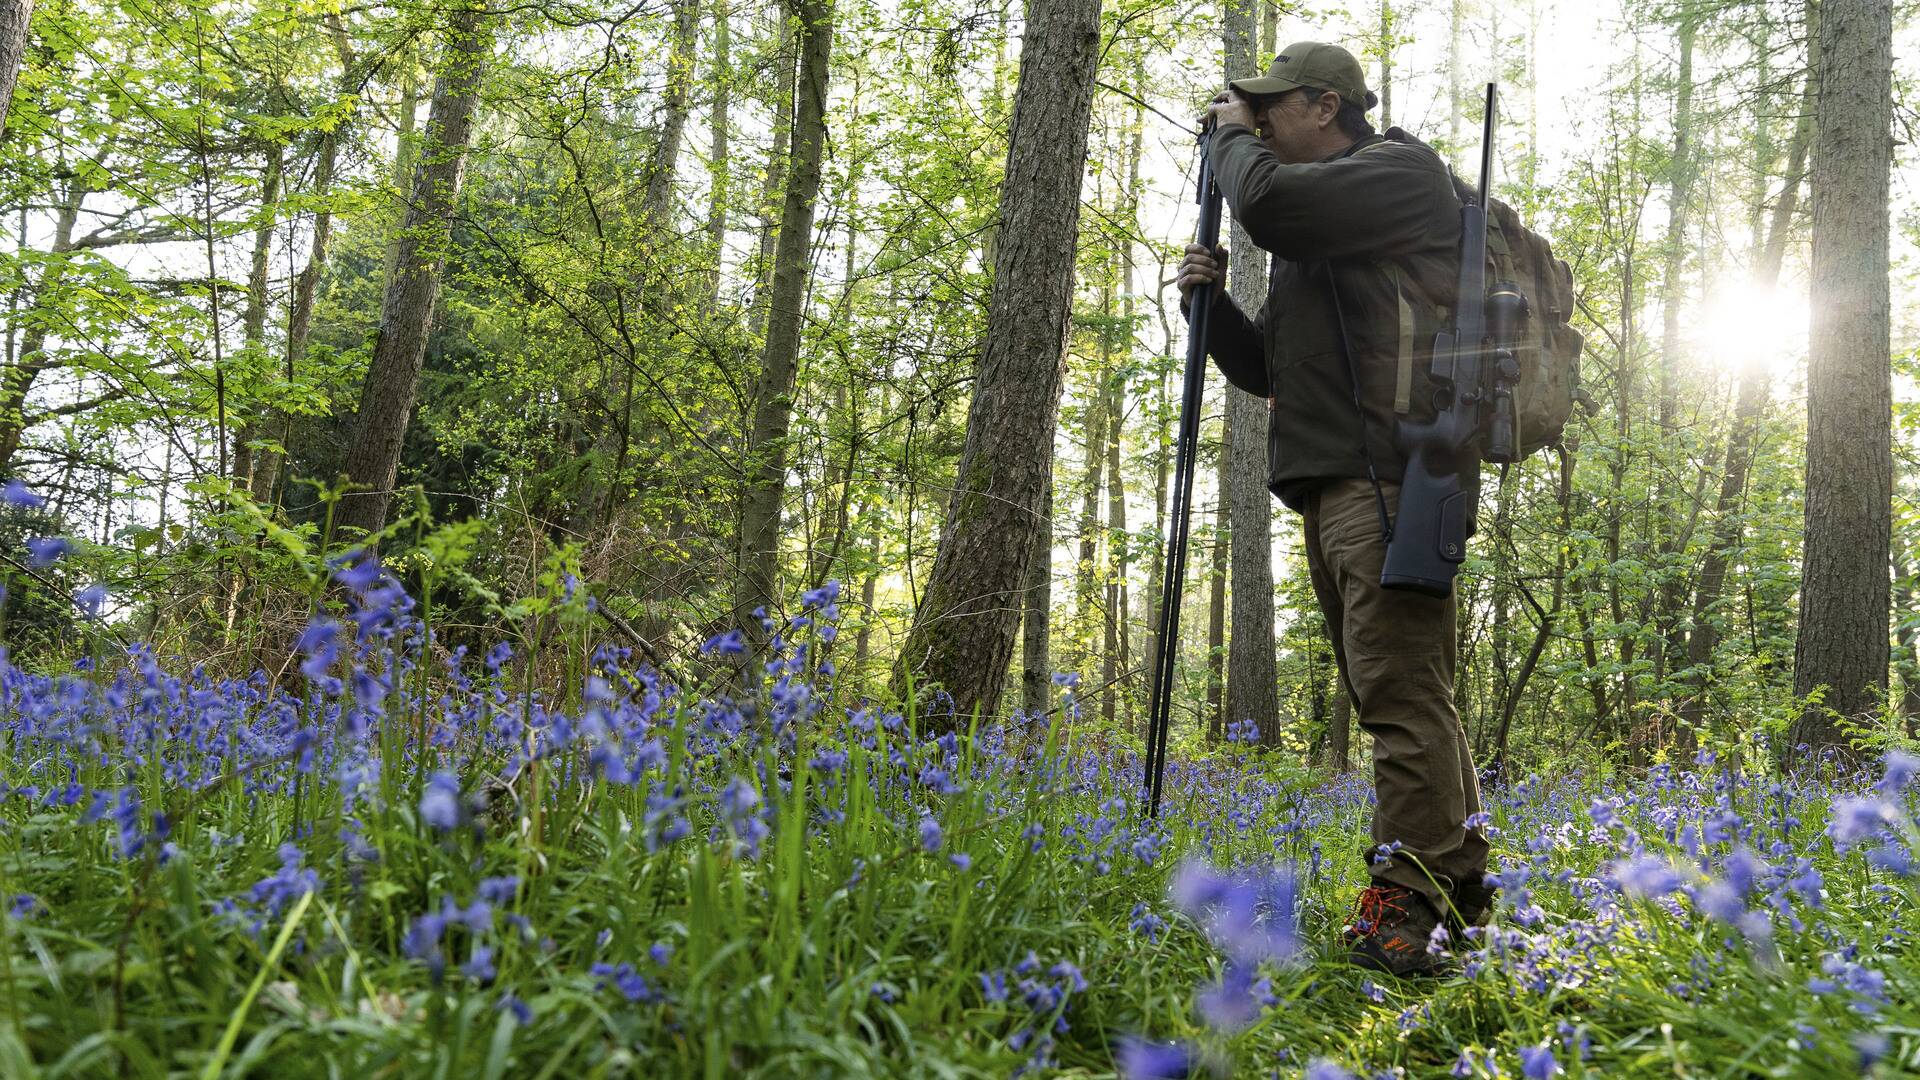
[{"xmin": 1347, "ymin": 885, "xmax": 1410, "ymax": 939}]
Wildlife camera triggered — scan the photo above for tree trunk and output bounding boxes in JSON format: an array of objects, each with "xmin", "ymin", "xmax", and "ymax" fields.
[
  {"xmin": 640, "ymin": 0, "xmax": 699, "ymax": 228},
  {"xmin": 0, "ymin": 0, "xmax": 34, "ymax": 139},
  {"xmin": 889, "ymin": 0, "xmax": 1101, "ymax": 722},
  {"xmin": 1377, "ymin": 0, "xmax": 1394, "ymax": 129},
  {"xmin": 1023, "ymin": 475, "xmax": 1054, "ymax": 716},
  {"xmin": 733, "ymin": 0, "xmax": 834, "ymax": 636},
  {"xmin": 1650, "ymin": 15, "xmax": 1697, "ymax": 726},
  {"xmin": 1223, "ymin": 0, "xmax": 1278, "ymax": 742},
  {"xmin": 1679, "ymin": 25, "xmax": 1814, "ymax": 733},
  {"xmin": 1328, "ymin": 688, "xmax": 1351, "ymax": 773},
  {"xmin": 233, "ymin": 141, "xmax": 284, "ymax": 490},
  {"xmin": 746, "ymin": 14, "xmax": 797, "ymax": 342},
  {"xmin": 0, "ymin": 179, "xmax": 83, "ymax": 470},
  {"xmin": 1448, "ymin": 0, "xmax": 1465, "ymax": 156},
  {"xmin": 256, "ymin": 17, "xmax": 356, "ymax": 506},
  {"xmin": 1791, "ymin": 0, "xmax": 1892, "ymax": 753},
  {"xmin": 337, "ymin": 5, "xmax": 491, "ymax": 541},
  {"xmin": 706, "ymin": 0, "xmax": 731, "ymax": 302},
  {"xmin": 1077, "ymin": 386, "xmax": 1105, "ymax": 659},
  {"xmin": 1206, "ymin": 403, "xmax": 1229, "ymax": 742}
]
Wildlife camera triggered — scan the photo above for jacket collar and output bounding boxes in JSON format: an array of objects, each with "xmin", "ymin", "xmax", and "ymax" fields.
[{"xmin": 1325, "ymin": 133, "xmax": 1387, "ymax": 162}]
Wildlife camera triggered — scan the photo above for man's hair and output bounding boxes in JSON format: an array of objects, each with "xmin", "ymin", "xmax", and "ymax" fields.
[{"xmin": 1297, "ymin": 85, "xmax": 1377, "ymax": 140}]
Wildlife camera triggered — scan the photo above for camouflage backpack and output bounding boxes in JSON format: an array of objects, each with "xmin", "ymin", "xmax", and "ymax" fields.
[{"xmin": 1368, "ymin": 127, "xmax": 1589, "ymax": 459}]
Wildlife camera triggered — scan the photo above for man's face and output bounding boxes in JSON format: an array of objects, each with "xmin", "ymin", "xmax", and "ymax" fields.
[{"xmin": 1252, "ymin": 90, "xmax": 1335, "ymax": 164}]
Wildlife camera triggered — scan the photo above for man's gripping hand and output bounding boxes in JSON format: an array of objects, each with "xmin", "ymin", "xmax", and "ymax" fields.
[
  {"xmin": 1177, "ymin": 243, "xmax": 1228, "ymax": 310},
  {"xmin": 1205, "ymin": 90, "xmax": 1257, "ymax": 134}
]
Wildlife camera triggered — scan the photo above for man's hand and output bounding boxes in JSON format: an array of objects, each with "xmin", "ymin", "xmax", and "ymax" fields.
[
  {"xmin": 1205, "ymin": 90, "xmax": 1257, "ymax": 133},
  {"xmin": 1177, "ymin": 243, "xmax": 1228, "ymax": 308}
]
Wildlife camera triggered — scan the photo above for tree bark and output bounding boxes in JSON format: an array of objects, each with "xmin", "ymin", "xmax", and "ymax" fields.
[
  {"xmin": 1206, "ymin": 404, "xmax": 1228, "ymax": 742},
  {"xmin": 233, "ymin": 140, "xmax": 284, "ymax": 489},
  {"xmin": 0, "ymin": 177, "xmax": 83, "ymax": 470},
  {"xmin": 733, "ymin": 0, "xmax": 834, "ymax": 635},
  {"xmin": 1223, "ymin": 0, "xmax": 1278, "ymax": 742},
  {"xmin": 746, "ymin": 14, "xmax": 797, "ymax": 342},
  {"xmin": 1791, "ymin": 0, "xmax": 1892, "ymax": 753},
  {"xmin": 337, "ymin": 5, "xmax": 491, "ymax": 541},
  {"xmin": 889, "ymin": 0, "xmax": 1101, "ymax": 721},
  {"xmin": 1023, "ymin": 475, "xmax": 1053, "ymax": 716},
  {"xmin": 640, "ymin": 0, "xmax": 699, "ymax": 228},
  {"xmin": 0, "ymin": 0, "xmax": 33, "ymax": 139}
]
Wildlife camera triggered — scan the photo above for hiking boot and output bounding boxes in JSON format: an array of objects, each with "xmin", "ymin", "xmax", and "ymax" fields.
[
  {"xmin": 1445, "ymin": 872, "xmax": 1500, "ymax": 932},
  {"xmin": 1343, "ymin": 883, "xmax": 1451, "ymax": 978}
]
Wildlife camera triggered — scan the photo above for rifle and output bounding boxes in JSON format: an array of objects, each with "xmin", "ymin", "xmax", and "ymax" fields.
[
  {"xmin": 1142, "ymin": 120, "xmax": 1223, "ymax": 818},
  {"xmin": 1378, "ymin": 83, "xmax": 1523, "ymax": 597}
]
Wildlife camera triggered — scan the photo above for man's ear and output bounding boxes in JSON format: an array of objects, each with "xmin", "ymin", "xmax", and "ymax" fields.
[{"xmin": 1317, "ymin": 90, "xmax": 1342, "ymax": 130}]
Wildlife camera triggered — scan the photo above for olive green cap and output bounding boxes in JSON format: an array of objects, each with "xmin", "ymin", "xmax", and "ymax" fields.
[{"xmin": 1230, "ymin": 41, "xmax": 1377, "ymax": 111}]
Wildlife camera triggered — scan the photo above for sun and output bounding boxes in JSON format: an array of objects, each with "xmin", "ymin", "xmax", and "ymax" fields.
[{"xmin": 1690, "ymin": 283, "xmax": 1808, "ymax": 380}]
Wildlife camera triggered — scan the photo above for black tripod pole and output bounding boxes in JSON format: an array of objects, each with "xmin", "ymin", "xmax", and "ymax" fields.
[{"xmin": 1143, "ymin": 126, "xmax": 1223, "ymax": 818}]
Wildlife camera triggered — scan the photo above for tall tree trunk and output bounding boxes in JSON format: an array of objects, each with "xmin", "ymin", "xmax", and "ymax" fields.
[
  {"xmin": 1651, "ymin": 15, "xmax": 1697, "ymax": 721},
  {"xmin": 1328, "ymin": 688, "xmax": 1351, "ymax": 772},
  {"xmin": 0, "ymin": 0, "xmax": 33, "ymax": 139},
  {"xmin": 0, "ymin": 176, "xmax": 86, "ymax": 469},
  {"xmin": 256, "ymin": 17, "xmax": 356, "ymax": 506},
  {"xmin": 337, "ymin": 5, "xmax": 491, "ymax": 541},
  {"xmin": 1206, "ymin": 403, "xmax": 1228, "ymax": 742},
  {"xmin": 1679, "ymin": 22, "xmax": 1815, "ymax": 734},
  {"xmin": 1223, "ymin": 0, "xmax": 1278, "ymax": 742},
  {"xmin": 706, "ymin": 0, "xmax": 731, "ymax": 302},
  {"xmin": 1791, "ymin": 0, "xmax": 1892, "ymax": 753},
  {"xmin": 1376, "ymin": 0, "xmax": 1394, "ymax": 129},
  {"xmin": 233, "ymin": 141, "xmax": 284, "ymax": 490},
  {"xmin": 1077, "ymin": 388, "xmax": 1105, "ymax": 659},
  {"xmin": 890, "ymin": 0, "xmax": 1101, "ymax": 721},
  {"xmin": 1023, "ymin": 475, "xmax": 1053, "ymax": 716},
  {"xmin": 1448, "ymin": 0, "xmax": 1465, "ymax": 156},
  {"xmin": 640, "ymin": 0, "xmax": 699, "ymax": 228},
  {"xmin": 733, "ymin": 0, "xmax": 834, "ymax": 636},
  {"xmin": 746, "ymin": 14, "xmax": 797, "ymax": 341}
]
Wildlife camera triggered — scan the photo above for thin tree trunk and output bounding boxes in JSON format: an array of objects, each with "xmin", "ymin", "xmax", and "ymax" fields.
[
  {"xmin": 0, "ymin": 0, "xmax": 34, "ymax": 139},
  {"xmin": 1679, "ymin": 27, "xmax": 1814, "ymax": 733},
  {"xmin": 746, "ymin": 14, "xmax": 797, "ymax": 342},
  {"xmin": 1206, "ymin": 402, "xmax": 1228, "ymax": 742},
  {"xmin": 337, "ymin": 5, "xmax": 491, "ymax": 541},
  {"xmin": 1223, "ymin": 0, "xmax": 1277, "ymax": 742},
  {"xmin": 733, "ymin": 0, "xmax": 834, "ymax": 637},
  {"xmin": 1377, "ymin": 0, "xmax": 1394, "ymax": 129},
  {"xmin": 890, "ymin": 0, "xmax": 1101, "ymax": 721},
  {"xmin": 640, "ymin": 0, "xmax": 699, "ymax": 228},
  {"xmin": 257, "ymin": 16, "xmax": 356, "ymax": 506},
  {"xmin": 1023, "ymin": 475, "xmax": 1053, "ymax": 716},
  {"xmin": 233, "ymin": 141, "xmax": 284, "ymax": 489},
  {"xmin": 1077, "ymin": 387, "xmax": 1105, "ymax": 659},
  {"xmin": 706, "ymin": 0, "xmax": 731, "ymax": 302},
  {"xmin": 1651, "ymin": 14, "xmax": 1697, "ymax": 724},
  {"xmin": 0, "ymin": 181, "xmax": 82, "ymax": 469},
  {"xmin": 1791, "ymin": 0, "xmax": 1892, "ymax": 753}
]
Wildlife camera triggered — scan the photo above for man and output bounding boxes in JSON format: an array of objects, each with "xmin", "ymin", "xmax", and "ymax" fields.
[{"xmin": 1176, "ymin": 41, "xmax": 1494, "ymax": 976}]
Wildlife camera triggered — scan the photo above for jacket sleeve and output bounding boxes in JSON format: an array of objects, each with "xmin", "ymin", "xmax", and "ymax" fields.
[
  {"xmin": 1206, "ymin": 124, "xmax": 1456, "ymax": 262},
  {"xmin": 1184, "ymin": 287, "xmax": 1269, "ymax": 398}
]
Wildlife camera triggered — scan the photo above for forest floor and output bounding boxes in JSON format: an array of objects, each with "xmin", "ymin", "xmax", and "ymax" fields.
[{"xmin": 0, "ymin": 572, "xmax": 1912, "ymax": 1078}]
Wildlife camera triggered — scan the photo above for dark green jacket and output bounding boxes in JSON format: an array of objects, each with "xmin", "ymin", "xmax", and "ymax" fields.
[{"xmin": 1194, "ymin": 124, "xmax": 1461, "ymax": 510}]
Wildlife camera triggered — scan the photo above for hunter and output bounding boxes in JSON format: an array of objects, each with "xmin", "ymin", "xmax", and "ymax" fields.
[{"xmin": 1176, "ymin": 41, "xmax": 1496, "ymax": 977}]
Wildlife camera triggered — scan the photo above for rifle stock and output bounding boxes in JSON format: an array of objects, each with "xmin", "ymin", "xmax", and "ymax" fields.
[{"xmin": 1379, "ymin": 83, "xmax": 1499, "ymax": 599}]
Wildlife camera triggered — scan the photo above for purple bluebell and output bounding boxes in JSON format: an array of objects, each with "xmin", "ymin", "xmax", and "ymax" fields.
[
  {"xmin": 1114, "ymin": 1036, "xmax": 1192, "ymax": 1080},
  {"xmin": 0, "ymin": 480, "xmax": 43, "ymax": 508},
  {"xmin": 419, "ymin": 771, "xmax": 464, "ymax": 830},
  {"xmin": 25, "ymin": 537, "xmax": 68, "ymax": 567}
]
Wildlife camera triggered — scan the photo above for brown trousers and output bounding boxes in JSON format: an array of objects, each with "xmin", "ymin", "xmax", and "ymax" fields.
[{"xmin": 1302, "ymin": 478, "xmax": 1489, "ymax": 902}]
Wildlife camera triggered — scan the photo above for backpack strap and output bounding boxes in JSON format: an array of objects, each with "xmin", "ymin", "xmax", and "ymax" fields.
[{"xmin": 1382, "ymin": 260, "xmax": 1416, "ymax": 415}]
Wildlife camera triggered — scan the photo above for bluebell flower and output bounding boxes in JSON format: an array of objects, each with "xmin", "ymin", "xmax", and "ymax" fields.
[
  {"xmin": 1828, "ymin": 796, "xmax": 1897, "ymax": 849},
  {"xmin": 1114, "ymin": 1036, "xmax": 1192, "ymax": 1080},
  {"xmin": 462, "ymin": 945, "xmax": 496, "ymax": 983},
  {"xmin": 25, "ymin": 537, "xmax": 68, "ymax": 567},
  {"xmin": 700, "ymin": 629, "xmax": 747, "ymax": 657},
  {"xmin": 477, "ymin": 876, "xmax": 519, "ymax": 905},
  {"xmin": 1877, "ymin": 750, "xmax": 1919, "ymax": 795},
  {"xmin": 0, "ymin": 480, "xmax": 43, "ymax": 508},
  {"xmin": 496, "ymin": 993, "xmax": 532, "ymax": 1024},
  {"xmin": 420, "ymin": 772, "xmax": 464, "ymax": 830},
  {"xmin": 295, "ymin": 619, "xmax": 340, "ymax": 682},
  {"xmin": 650, "ymin": 942, "xmax": 672, "ymax": 966},
  {"xmin": 1304, "ymin": 1060, "xmax": 1356, "ymax": 1080},
  {"xmin": 919, "ymin": 815, "xmax": 943, "ymax": 852},
  {"xmin": 73, "ymin": 584, "xmax": 106, "ymax": 618},
  {"xmin": 1520, "ymin": 1044, "xmax": 1558, "ymax": 1078},
  {"xmin": 980, "ymin": 970, "xmax": 1008, "ymax": 1003},
  {"xmin": 1613, "ymin": 855, "xmax": 1683, "ymax": 898}
]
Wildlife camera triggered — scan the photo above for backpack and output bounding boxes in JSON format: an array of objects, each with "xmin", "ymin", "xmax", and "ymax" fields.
[{"xmin": 1371, "ymin": 127, "xmax": 1588, "ymax": 459}]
